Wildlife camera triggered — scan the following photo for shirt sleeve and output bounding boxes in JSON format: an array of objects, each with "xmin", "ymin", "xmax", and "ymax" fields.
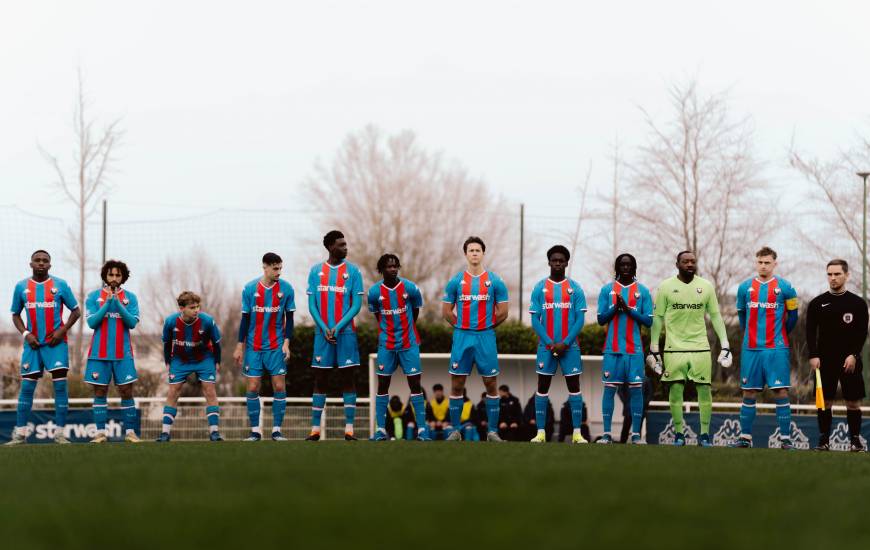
[
  {"xmin": 162, "ymin": 317, "xmax": 173, "ymax": 343},
  {"xmin": 641, "ymin": 286, "xmax": 654, "ymax": 318},
  {"xmin": 126, "ymin": 292, "xmax": 140, "ymax": 320},
  {"xmin": 494, "ymin": 276, "xmax": 509, "ymax": 303},
  {"xmin": 241, "ymin": 285, "xmax": 252, "ymax": 314},
  {"xmin": 529, "ymin": 285, "xmax": 542, "ymax": 314},
  {"xmin": 352, "ymin": 267, "xmax": 364, "ymax": 295},
  {"xmin": 306, "ymin": 266, "xmax": 318, "ymax": 295},
  {"xmin": 85, "ymin": 292, "xmax": 99, "ymax": 318},
  {"xmin": 284, "ymin": 283, "xmax": 296, "ymax": 312},
  {"xmin": 783, "ymin": 281, "xmax": 799, "ymax": 311},
  {"xmin": 442, "ymin": 276, "xmax": 458, "ymax": 304},
  {"xmin": 367, "ymin": 286, "xmax": 379, "ymax": 313},
  {"xmin": 596, "ymin": 285, "xmax": 609, "ymax": 315},
  {"xmin": 10, "ymin": 282, "xmax": 23, "ymax": 314},
  {"xmin": 574, "ymin": 285, "xmax": 588, "ymax": 312},
  {"xmin": 736, "ymin": 282, "xmax": 747, "ymax": 312},
  {"xmin": 61, "ymin": 280, "xmax": 78, "ymax": 310},
  {"xmin": 210, "ymin": 317, "xmax": 222, "ymax": 343},
  {"xmin": 410, "ymin": 283, "xmax": 423, "ymax": 308}
]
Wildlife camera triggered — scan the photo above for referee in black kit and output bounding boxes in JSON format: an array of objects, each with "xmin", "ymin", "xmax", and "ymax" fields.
[{"xmin": 806, "ymin": 259, "xmax": 869, "ymax": 452}]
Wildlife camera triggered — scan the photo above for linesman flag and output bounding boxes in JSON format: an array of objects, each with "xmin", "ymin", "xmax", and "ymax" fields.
[{"xmin": 814, "ymin": 369, "xmax": 825, "ymax": 410}]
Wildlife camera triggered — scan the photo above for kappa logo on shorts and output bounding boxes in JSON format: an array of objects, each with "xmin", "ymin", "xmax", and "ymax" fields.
[
  {"xmin": 490, "ymin": 369, "xmax": 496, "ymax": 374},
  {"xmin": 843, "ymin": 313, "xmax": 854, "ymax": 324},
  {"xmin": 55, "ymin": 362, "xmax": 63, "ymax": 367},
  {"xmin": 244, "ymin": 365, "xmax": 250, "ymax": 371},
  {"xmin": 774, "ymin": 379, "xmax": 782, "ymax": 385},
  {"xmin": 345, "ymin": 359, "xmax": 352, "ymax": 365},
  {"xmin": 125, "ymin": 375, "xmax": 132, "ymax": 380},
  {"xmin": 279, "ymin": 369, "xmax": 286, "ymax": 374},
  {"xmin": 410, "ymin": 368, "xmax": 417, "ymax": 373}
]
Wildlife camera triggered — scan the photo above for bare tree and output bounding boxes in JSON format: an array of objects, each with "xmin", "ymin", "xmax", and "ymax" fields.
[
  {"xmin": 140, "ymin": 248, "xmax": 239, "ymax": 395},
  {"xmin": 623, "ymin": 78, "xmax": 774, "ymax": 305},
  {"xmin": 304, "ymin": 125, "xmax": 515, "ymax": 318},
  {"xmin": 789, "ymin": 135, "xmax": 870, "ymax": 287},
  {"xmin": 39, "ymin": 69, "xmax": 123, "ymax": 369}
]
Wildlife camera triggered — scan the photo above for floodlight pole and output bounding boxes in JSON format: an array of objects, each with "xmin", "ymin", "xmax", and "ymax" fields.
[{"xmin": 859, "ymin": 172, "xmax": 870, "ymax": 382}]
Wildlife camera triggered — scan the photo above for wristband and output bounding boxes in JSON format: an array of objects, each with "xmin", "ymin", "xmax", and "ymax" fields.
[{"xmin": 22, "ymin": 330, "xmax": 30, "ymax": 338}]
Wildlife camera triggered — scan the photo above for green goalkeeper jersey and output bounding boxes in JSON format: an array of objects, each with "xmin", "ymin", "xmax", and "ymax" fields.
[{"xmin": 651, "ymin": 275, "xmax": 728, "ymax": 352}]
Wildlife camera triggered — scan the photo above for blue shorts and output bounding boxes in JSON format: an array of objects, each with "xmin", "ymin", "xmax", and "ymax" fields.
[
  {"xmin": 741, "ymin": 348, "xmax": 791, "ymax": 390},
  {"xmin": 312, "ymin": 332, "xmax": 360, "ymax": 369},
  {"xmin": 376, "ymin": 345, "xmax": 422, "ymax": 376},
  {"xmin": 169, "ymin": 357, "xmax": 217, "ymax": 384},
  {"xmin": 243, "ymin": 348, "xmax": 287, "ymax": 377},
  {"xmin": 21, "ymin": 343, "xmax": 69, "ymax": 377},
  {"xmin": 535, "ymin": 344, "xmax": 582, "ymax": 376},
  {"xmin": 449, "ymin": 328, "xmax": 499, "ymax": 377},
  {"xmin": 602, "ymin": 353, "xmax": 645, "ymax": 384},
  {"xmin": 85, "ymin": 357, "xmax": 137, "ymax": 386}
]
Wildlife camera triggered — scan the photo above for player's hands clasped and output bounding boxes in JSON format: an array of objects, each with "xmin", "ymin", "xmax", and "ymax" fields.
[
  {"xmin": 550, "ymin": 342, "xmax": 568, "ymax": 357},
  {"xmin": 23, "ymin": 331, "xmax": 40, "ymax": 349},
  {"xmin": 717, "ymin": 348, "xmax": 733, "ymax": 368}
]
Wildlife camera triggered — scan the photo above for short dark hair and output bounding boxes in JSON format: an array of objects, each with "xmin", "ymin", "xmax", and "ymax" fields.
[
  {"xmin": 31, "ymin": 250, "xmax": 50, "ymax": 260},
  {"xmin": 177, "ymin": 291, "xmax": 201, "ymax": 307},
  {"xmin": 547, "ymin": 245, "xmax": 570, "ymax": 262},
  {"xmin": 376, "ymin": 254, "xmax": 401, "ymax": 274},
  {"xmin": 676, "ymin": 250, "xmax": 694, "ymax": 262},
  {"xmin": 756, "ymin": 246, "xmax": 777, "ymax": 260},
  {"xmin": 827, "ymin": 259, "xmax": 849, "ymax": 273},
  {"xmin": 323, "ymin": 230, "xmax": 345, "ymax": 249},
  {"xmin": 432, "ymin": 383, "xmax": 444, "ymax": 392},
  {"xmin": 498, "ymin": 384, "xmax": 509, "ymax": 392},
  {"xmin": 262, "ymin": 252, "xmax": 282, "ymax": 265},
  {"xmin": 463, "ymin": 236, "xmax": 486, "ymax": 254},
  {"xmin": 614, "ymin": 253, "xmax": 638, "ymax": 278},
  {"xmin": 100, "ymin": 259, "xmax": 130, "ymax": 284}
]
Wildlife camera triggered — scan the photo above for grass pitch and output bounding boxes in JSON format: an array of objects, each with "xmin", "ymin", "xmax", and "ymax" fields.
[{"xmin": 2, "ymin": 441, "xmax": 869, "ymax": 549}]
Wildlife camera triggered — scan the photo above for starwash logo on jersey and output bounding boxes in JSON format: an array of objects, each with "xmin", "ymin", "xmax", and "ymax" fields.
[
  {"xmin": 171, "ymin": 314, "xmax": 214, "ymax": 363},
  {"xmin": 377, "ymin": 280, "xmax": 421, "ymax": 351},
  {"xmin": 744, "ymin": 277, "xmax": 790, "ymax": 350},
  {"xmin": 603, "ymin": 280, "xmax": 642, "ymax": 354},
  {"xmin": 20, "ymin": 278, "xmax": 69, "ymax": 344},
  {"xmin": 541, "ymin": 279, "xmax": 576, "ymax": 344},
  {"xmin": 88, "ymin": 287, "xmax": 136, "ymax": 361},
  {"xmin": 317, "ymin": 262, "xmax": 358, "ymax": 333},
  {"xmin": 250, "ymin": 281, "xmax": 289, "ymax": 352},
  {"xmin": 457, "ymin": 271, "xmax": 498, "ymax": 331}
]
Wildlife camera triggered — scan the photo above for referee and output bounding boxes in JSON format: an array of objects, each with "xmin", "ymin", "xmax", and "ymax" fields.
[{"xmin": 806, "ymin": 259, "xmax": 869, "ymax": 452}]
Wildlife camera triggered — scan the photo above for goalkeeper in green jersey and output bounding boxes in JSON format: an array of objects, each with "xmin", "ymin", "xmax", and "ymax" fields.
[{"xmin": 647, "ymin": 251, "xmax": 732, "ymax": 447}]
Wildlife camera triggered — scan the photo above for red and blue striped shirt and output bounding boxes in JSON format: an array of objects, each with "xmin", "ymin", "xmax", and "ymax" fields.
[
  {"xmin": 737, "ymin": 276, "xmax": 798, "ymax": 350},
  {"xmin": 597, "ymin": 280, "xmax": 653, "ymax": 355},
  {"xmin": 529, "ymin": 278, "xmax": 587, "ymax": 345},
  {"xmin": 442, "ymin": 270, "xmax": 509, "ymax": 331},
  {"xmin": 367, "ymin": 278, "xmax": 423, "ymax": 350},
  {"xmin": 11, "ymin": 277, "xmax": 78, "ymax": 345},
  {"xmin": 241, "ymin": 278, "xmax": 295, "ymax": 351},
  {"xmin": 162, "ymin": 312, "xmax": 221, "ymax": 363},
  {"xmin": 86, "ymin": 287, "xmax": 139, "ymax": 360},
  {"xmin": 307, "ymin": 261, "xmax": 364, "ymax": 334}
]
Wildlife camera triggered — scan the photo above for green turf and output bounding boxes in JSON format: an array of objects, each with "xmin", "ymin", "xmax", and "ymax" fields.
[{"xmin": 2, "ymin": 442, "xmax": 869, "ymax": 549}]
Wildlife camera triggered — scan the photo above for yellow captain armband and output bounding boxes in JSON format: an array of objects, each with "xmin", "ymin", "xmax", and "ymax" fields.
[{"xmin": 785, "ymin": 298, "xmax": 799, "ymax": 311}]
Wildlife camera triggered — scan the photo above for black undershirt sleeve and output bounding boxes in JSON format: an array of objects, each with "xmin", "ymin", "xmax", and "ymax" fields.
[
  {"xmin": 213, "ymin": 341, "xmax": 222, "ymax": 364},
  {"xmin": 806, "ymin": 298, "xmax": 819, "ymax": 359},
  {"xmin": 850, "ymin": 296, "xmax": 869, "ymax": 357},
  {"xmin": 163, "ymin": 342, "xmax": 172, "ymax": 364}
]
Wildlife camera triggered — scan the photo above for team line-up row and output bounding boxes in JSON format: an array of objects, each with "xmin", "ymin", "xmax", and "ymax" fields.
[{"xmin": 6, "ymin": 232, "xmax": 868, "ymax": 451}]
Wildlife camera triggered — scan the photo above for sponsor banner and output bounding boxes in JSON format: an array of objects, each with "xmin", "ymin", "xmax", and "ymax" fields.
[
  {"xmin": 646, "ymin": 411, "xmax": 870, "ymax": 450},
  {"xmin": 0, "ymin": 409, "xmax": 139, "ymax": 443}
]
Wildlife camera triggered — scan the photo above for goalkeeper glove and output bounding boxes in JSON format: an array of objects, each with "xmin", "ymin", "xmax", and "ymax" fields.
[
  {"xmin": 717, "ymin": 347, "xmax": 733, "ymax": 368},
  {"xmin": 646, "ymin": 345, "xmax": 663, "ymax": 376}
]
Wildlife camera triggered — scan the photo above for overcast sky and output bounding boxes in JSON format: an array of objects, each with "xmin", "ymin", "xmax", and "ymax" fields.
[{"xmin": 2, "ymin": 0, "xmax": 869, "ymax": 221}]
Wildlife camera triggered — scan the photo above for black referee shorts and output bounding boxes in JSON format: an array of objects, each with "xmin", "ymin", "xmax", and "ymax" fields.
[{"xmin": 817, "ymin": 355, "xmax": 866, "ymax": 401}]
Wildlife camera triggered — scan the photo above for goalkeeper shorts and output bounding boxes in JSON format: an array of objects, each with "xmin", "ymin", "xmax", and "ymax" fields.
[{"xmin": 662, "ymin": 351, "xmax": 711, "ymax": 384}]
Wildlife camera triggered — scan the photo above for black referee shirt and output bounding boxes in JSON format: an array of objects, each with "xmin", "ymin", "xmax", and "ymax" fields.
[{"xmin": 806, "ymin": 290, "xmax": 869, "ymax": 360}]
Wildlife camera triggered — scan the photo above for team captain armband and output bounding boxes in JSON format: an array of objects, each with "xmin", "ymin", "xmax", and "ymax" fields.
[{"xmin": 785, "ymin": 298, "xmax": 799, "ymax": 311}]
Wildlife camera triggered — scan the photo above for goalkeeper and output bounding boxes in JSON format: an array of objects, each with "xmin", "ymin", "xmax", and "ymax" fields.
[{"xmin": 647, "ymin": 251, "xmax": 731, "ymax": 447}]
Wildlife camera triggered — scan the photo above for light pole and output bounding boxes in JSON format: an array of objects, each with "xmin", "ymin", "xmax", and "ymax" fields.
[{"xmin": 858, "ymin": 171, "xmax": 870, "ymax": 384}]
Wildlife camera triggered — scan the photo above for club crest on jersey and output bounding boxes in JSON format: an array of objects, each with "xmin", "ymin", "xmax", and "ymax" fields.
[
  {"xmin": 774, "ymin": 287, "xmax": 781, "ymax": 294},
  {"xmin": 844, "ymin": 313, "xmax": 854, "ymax": 324},
  {"xmin": 696, "ymin": 288, "xmax": 703, "ymax": 294},
  {"xmin": 567, "ymin": 288, "xmax": 574, "ymax": 294},
  {"xmin": 50, "ymin": 287, "xmax": 58, "ymax": 294},
  {"xmin": 484, "ymin": 280, "xmax": 491, "ymax": 287},
  {"xmin": 342, "ymin": 273, "xmax": 349, "ymax": 280},
  {"xmin": 122, "ymin": 299, "xmax": 129, "ymax": 305},
  {"xmin": 634, "ymin": 291, "xmax": 640, "ymax": 299},
  {"xmin": 402, "ymin": 293, "xmax": 409, "ymax": 299}
]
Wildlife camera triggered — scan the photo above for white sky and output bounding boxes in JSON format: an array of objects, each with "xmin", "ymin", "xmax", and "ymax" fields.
[
  {"xmin": 1, "ymin": 1, "xmax": 870, "ymax": 328},
  {"xmin": 2, "ymin": 0, "xmax": 868, "ymax": 219}
]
